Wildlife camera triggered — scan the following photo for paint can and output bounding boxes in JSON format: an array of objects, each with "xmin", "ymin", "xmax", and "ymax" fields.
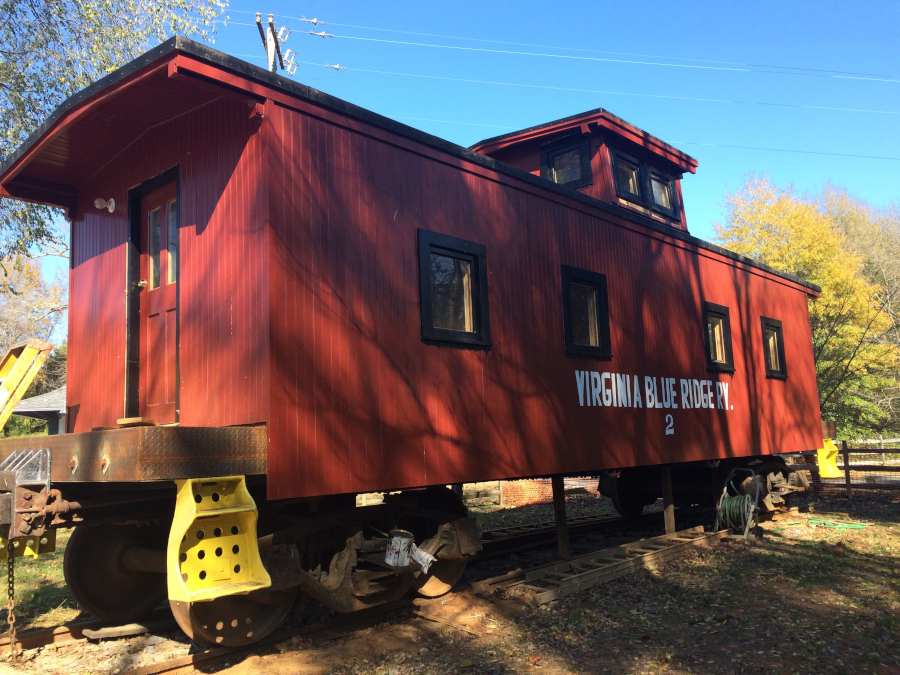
[{"xmin": 385, "ymin": 529, "xmax": 414, "ymax": 567}]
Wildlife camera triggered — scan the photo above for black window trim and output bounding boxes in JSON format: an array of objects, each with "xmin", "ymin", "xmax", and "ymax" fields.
[
  {"xmin": 609, "ymin": 146, "xmax": 682, "ymax": 222},
  {"xmin": 540, "ymin": 134, "xmax": 593, "ymax": 191},
  {"xmin": 760, "ymin": 316, "xmax": 787, "ymax": 380},
  {"xmin": 417, "ymin": 228, "xmax": 491, "ymax": 348},
  {"xmin": 610, "ymin": 147, "xmax": 644, "ymax": 205},
  {"xmin": 702, "ymin": 302, "xmax": 735, "ymax": 374},
  {"xmin": 560, "ymin": 264, "xmax": 612, "ymax": 360},
  {"xmin": 648, "ymin": 168, "xmax": 680, "ymax": 219}
]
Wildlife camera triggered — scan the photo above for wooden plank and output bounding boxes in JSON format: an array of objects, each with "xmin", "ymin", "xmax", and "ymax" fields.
[{"xmin": 472, "ymin": 526, "xmax": 709, "ymax": 594}]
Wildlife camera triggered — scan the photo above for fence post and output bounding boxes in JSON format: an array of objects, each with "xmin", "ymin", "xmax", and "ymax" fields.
[{"xmin": 842, "ymin": 440, "xmax": 851, "ymax": 497}]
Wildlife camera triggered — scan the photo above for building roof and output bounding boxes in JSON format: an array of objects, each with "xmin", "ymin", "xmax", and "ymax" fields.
[
  {"xmin": 0, "ymin": 37, "xmax": 819, "ymax": 296},
  {"xmin": 14, "ymin": 386, "xmax": 66, "ymax": 415}
]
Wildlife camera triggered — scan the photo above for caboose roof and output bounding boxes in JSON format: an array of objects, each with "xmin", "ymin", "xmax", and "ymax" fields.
[
  {"xmin": 0, "ymin": 37, "xmax": 818, "ymax": 295},
  {"xmin": 471, "ymin": 108, "xmax": 698, "ymax": 175}
]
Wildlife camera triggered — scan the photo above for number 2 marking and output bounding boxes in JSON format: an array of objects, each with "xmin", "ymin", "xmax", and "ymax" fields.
[{"xmin": 665, "ymin": 414, "xmax": 674, "ymax": 436}]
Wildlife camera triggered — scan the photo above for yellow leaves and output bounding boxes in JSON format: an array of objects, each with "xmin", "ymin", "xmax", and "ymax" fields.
[
  {"xmin": 715, "ymin": 176, "xmax": 848, "ymax": 287},
  {"xmin": 715, "ymin": 175, "xmax": 900, "ymax": 432}
]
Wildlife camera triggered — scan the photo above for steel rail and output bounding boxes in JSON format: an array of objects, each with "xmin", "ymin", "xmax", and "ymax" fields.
[
  {"xmin": 126, "ymin": 599, "xmax": 416, "ymax": 675},
  {"xmin": 473, "ymin": 526, "xmax": 728, "ymax": 602},
  {"xmin": 479, "ymin": 510, "xmax": 663, "ymax": 558},
  {"xmin": 1, "ymin": 508, "xmax": 675, "ymax": 661}
]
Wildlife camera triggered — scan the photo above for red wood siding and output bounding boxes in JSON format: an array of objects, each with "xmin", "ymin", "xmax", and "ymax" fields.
[
  {"xmin": 266, "ymin": 102, "xmax": 821, "ymax": 500},
  {"xmin": 68, "ymin": 97, "xmax": 268, "ymax": 432}
]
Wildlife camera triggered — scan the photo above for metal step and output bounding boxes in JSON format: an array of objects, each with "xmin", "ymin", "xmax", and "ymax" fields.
[{"xmin": 471, "ymin": 526, "xmax": 729, "ymax": 604}]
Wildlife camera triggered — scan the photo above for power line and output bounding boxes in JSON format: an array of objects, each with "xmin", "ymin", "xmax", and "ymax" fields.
[
  {"xmin": 670, "ymin": 142, "xmax": 900, "ymax": 161},
  {"xmin": 326, "ymin": 34, "xmax": 753, "ymax": 73},
  {"xmin": 224, "ymin": 9, "xmax": 899, "ymax": 81},
  {"xmin": 327, "ymin": 34, "xmax": 900, "ymax": 82},
  {"xmin": 296, "ymin": 61, "xmax": 900, "ymax": 117}
]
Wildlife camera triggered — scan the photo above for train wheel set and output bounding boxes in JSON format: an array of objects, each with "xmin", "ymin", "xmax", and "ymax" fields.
[
  {"xmin": 16, "ymin": 457, "xmax": 805, "ymax": 648},
  {"xmin": 43, "ymin": 482, "xmax": 480, "ymax": 647}
]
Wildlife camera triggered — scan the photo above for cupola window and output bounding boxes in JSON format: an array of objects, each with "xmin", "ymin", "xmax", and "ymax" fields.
[{"xmin": 540, "ymin": 135, "xmax": 593, "ymax": 191}]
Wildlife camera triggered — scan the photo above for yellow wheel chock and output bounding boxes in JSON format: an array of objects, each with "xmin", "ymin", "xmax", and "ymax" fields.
[
  {"xmin": 167, "ymin": 476, "xmax": 271, "ymax": 603},
  {"xmin": 0, "ymin": 529, "xmax": 56, "ymax": 561},
  {"xmin": 817, "ymin": 439, "xmax": 844, "ymax": 479}
]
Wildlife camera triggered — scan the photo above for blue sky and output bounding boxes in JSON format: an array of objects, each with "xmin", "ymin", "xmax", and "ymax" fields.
[{"xmin": 210, "ymin": 0, "xmax": 900, "ymax": 242}]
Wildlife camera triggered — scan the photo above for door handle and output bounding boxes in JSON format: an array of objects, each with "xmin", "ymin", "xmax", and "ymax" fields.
[{"xmin": 135, "ymin": 279, "xmax": 148, "ymax": 290}]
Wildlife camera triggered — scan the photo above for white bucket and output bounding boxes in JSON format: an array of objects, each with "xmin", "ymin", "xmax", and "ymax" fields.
[{"xmin": 385, "ymin": 529, "xmax": 414, "ymax": 567}]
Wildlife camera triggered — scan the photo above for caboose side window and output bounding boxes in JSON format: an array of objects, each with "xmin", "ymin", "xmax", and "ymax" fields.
[
  {"xmin": 561, "ymin": 265, "xmax": 612, "ymax": 359},
  {"xmin": 418, "ymin": 229, "xmax": 491, "ymax": 347},
  {"xmin": 540, "ymin": 135, "xmax": 592, "ymax": 191},
  {"xmin": 702, "ymin": 302, "xmax": 734, "ymax": 373},
  {"xmin": 431, "ymin": 254, "xmax": 473, "ymax": 332},
  {"xmin": 761, "ymin": 317, "xmax": 787, "ymax": 379}
]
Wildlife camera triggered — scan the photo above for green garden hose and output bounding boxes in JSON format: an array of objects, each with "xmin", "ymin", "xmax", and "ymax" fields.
[
  {"xmin": 808, "ymin": 518, "xmax": 867, "ymax": 530},
  {"xmin": 715, "ymin": 468, "xmax": 760, "ymax": 539},
  {"xmin": 717, "ymin": 493, "xmax": 755, "ymax": 532}
]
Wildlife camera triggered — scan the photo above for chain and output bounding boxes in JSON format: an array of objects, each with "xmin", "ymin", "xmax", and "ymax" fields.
[{"xmin": 6, "ymin": 542, "xmax": 15, "ymax": 660}]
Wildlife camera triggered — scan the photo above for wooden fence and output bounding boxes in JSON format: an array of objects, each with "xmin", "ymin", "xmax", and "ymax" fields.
[{"xmin": 790, "ymin": 442, "xmax": 900, "ymax": 496}]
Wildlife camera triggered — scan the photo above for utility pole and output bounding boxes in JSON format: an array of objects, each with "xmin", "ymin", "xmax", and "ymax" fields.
[{"xmin": 255, "ymin": 12, "xmax": 297, "ymax": 76}]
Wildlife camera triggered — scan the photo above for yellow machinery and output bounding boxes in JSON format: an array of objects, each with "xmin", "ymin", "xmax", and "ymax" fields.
[
  {"xmin": 0, "ymin": 339, "xmax": 54, "ymax": 430},
  {"xmin": 817, "ymin": 438, "xmax": 844, "ymax": 479},
  {"xmin": 0, "ymin": 340, "xmax": 56, "ymax": 560},
  {"xmin": 167, "ymin": 476, "xmax": 271, "ymax": 602}
]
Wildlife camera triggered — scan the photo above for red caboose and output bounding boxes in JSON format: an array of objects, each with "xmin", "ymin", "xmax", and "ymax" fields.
[{"xmin": 0, "ymin": 37, "xmax": 821, "ymax": 645}]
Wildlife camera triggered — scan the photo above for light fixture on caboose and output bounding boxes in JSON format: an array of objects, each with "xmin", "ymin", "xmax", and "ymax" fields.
[{"xmin": 93, "ymin": 197, "xmax": 115, "ymax": 213}]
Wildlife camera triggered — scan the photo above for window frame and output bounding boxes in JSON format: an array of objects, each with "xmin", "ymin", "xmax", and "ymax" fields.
[
  {"xmin": 609, "ymin": 146, "xmax": 683, "ymax": 223},
  {"xmin": 702, "ymin": 302, "xmax": 735, "ymax": 374},
  {"xmin": 610, "ymin": 148, "xmax": 645, "ymax": 205},
  {"xmin": 648, "ymin": 169, "xmax": 680, "ymax": 219},
  {"xmin": 417, "ymin": 229, "xmax": 491, "ymax": 348},
  {"xmin": 540, "ymin": 135, "xmax": 593, "ymax": 191},
  {"xmin": 760, "ymin": 316, "xmax": 787, "ymax": 379},
  {"xmin": 560, "ymin": 264, "xmax": 612, "ymax": 360}
]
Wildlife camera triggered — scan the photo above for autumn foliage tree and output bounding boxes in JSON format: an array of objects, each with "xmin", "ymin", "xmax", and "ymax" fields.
[
  {"xmin": 0, "ymin": 257, "xmax": 66, "ymax": 437},
  {"xmin": 0, "ymin": 0, "xmax": 227, "ymax": 258},
  {"xmin": 716, "ymin": 175, "xmax": 900, "ymax": 438}
]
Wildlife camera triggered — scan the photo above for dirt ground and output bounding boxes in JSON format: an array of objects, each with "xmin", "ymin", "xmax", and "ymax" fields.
[{"xmin": 0, "ymin": 491, "xmax": 898, "ymax": 675}]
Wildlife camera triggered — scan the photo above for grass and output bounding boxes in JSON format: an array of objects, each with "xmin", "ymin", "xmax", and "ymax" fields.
[{"xmin": 0, "ymin": 528, "xmax": 79, "ymax": 632}]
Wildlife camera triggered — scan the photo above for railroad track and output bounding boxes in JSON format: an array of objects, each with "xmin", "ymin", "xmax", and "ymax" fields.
[
  {"xmin": 127, "ymin": 599, "xmax": 417, "ymax": 675},
  {"xmin": 2, "ymin": 508, "xmax": 693, "ymax": 671},
  {"xmin": 479, "ymin": 510, "xmax": 662, "ymax": 558}
]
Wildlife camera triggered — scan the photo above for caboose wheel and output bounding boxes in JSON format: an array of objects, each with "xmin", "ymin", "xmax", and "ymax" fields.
[
  {"xmin": 405, "ymin": 486, "xmax": 471, "ymax": 598},
  {"xmin": 64, "ymin": 524, "xmax": 168, "ymax": 622},
  {"xmin": 170, "ymin": 587, "xmax": 299, "ymax": 647},
  {"xmin": 412, "ymin": 559, "xmax": 468, "ymax": 597}
]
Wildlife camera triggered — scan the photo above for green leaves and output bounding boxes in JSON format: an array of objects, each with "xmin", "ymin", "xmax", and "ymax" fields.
[{"xmin": 0, "ymin": 0, "xmax": 227, "ymax": 257}]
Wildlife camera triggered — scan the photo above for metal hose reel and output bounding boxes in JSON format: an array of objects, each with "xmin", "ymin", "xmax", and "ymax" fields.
[{"xmin": 715, "ymin": 467, "xmax": 760, "ymax": 539}]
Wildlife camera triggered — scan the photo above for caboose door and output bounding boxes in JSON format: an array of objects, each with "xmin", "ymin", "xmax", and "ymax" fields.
[{"xmin": 138, "ymin": 182, "xmax": 179, "ymax": 424}]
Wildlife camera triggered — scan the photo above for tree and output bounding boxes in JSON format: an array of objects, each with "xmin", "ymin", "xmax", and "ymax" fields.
[
  {"xmin": 820, "ymin": 188, "xmax": 900, "ymax": 434},
  {"xmin": 0, "ymin": 255, "xmax": 66, "ymax": 349},
  {"xmin": 715, "ymin": 175, "xmax": 900, "ymax": 439},
  {"xmin": 0, "ymin": 0, "xmax": 226, "ymax": 259}
]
